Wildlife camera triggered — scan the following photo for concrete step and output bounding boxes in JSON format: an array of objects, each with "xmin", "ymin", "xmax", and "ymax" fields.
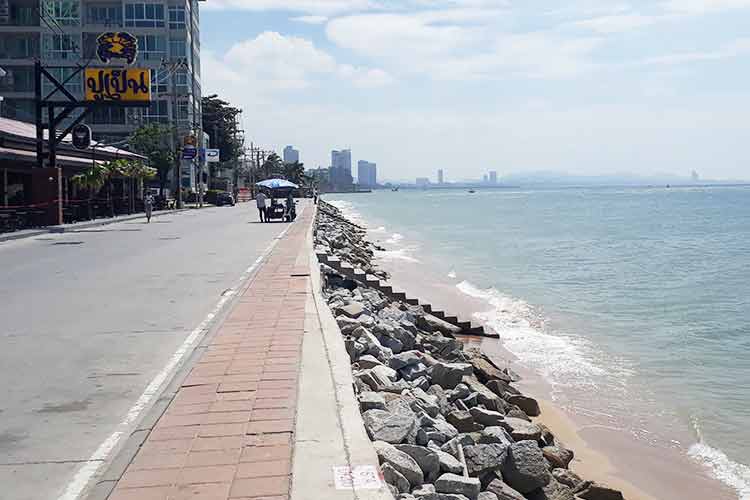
[
  {"xmin": 457, "ymin": 321, "xmax": 472, "ymax": 330},
  {"xmin": 378, "ymin": 284, "xmax": 393, "ymax": 294},
  {"xmin": 405, "ymin": 298, "xmax": 419, "ymax": 306},
  {"xmin": 431, "ymin": 310, "xmax": 446, "ymax": 320},
  {"xmin": 422, "ymin": 304, "xmax": 433, "ymax": 314},
  {"xmin": 443, "ymin": 316, "xmax": 459, "ymax": 325},
  {"xmin": 392, "ymin": 291, "xmax": 407, "ymax": 301},
  {"xmin": 365, "ymin": 275, "xmax": 381, "ymax": 286},
  {"xmin": 352, "ymin": 268, "xmax": 367, "ymax": 277}
]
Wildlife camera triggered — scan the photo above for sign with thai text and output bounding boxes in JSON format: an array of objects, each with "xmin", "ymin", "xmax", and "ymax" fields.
[{"xmin": 84, "ymin": 68, "xmax": 151, "ymax": 102}]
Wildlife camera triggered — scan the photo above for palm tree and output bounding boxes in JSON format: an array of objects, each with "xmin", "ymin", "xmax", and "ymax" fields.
[
  {"xmin": 72, "ymin": 163, "xmax": 108, "ymax": 220},
  {"xmin": 283, "ymin": 161, "xmax": 307, "ymax": 186},
  {"xmin": 260, "ymin": 153, "xmax": 283, "ymax": 180},
  {"xmin": 118, "ymin": 160, "xmax": 157, "ymax": 213}
]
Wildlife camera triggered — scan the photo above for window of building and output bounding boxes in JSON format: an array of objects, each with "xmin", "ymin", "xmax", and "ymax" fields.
[
  {"xmin": 174, "ymin": 68, "xmax": 188, "ymax": 92},
  {"xmin": 87, "ymin": 4, "xmax": 122, "ymax": 26},
  {"xmin": 143, "ymin": 99, "xmax": 168, "ymax": 123},
  {"xmin": 41, "ymin": 67, "xmax": 82, "ymax": 97},
  {"xmin": 1, "ymin": 99, "xmax": 35, "ymax": 121},
  {"xmin": 0, "ymin": 67, "xmax": 34, "ymax": 92},
  {"xmin": 168, "ymin": 5, "xmax": 184, "ymax": 29},
  {"xmin": 168, "ymin": 39, "xmax": 185, "ymax": 59},
  {"xmin": 42, "ymin": 0, "xmax": 81, "ymax": 25},
  {"xmin": 176, "ymin": 99, "xmax": 189, "ymax": 121},
  {"xmin": 150, "ymin": 68, "xmax": 167, "ymax": 94},
  {"xmin": 136, "ymin": 35, "xmax": 166, "ymax": 60},
  {"xmin": 124, "ymin": 2, "xmax": 164, "ymax": 27},
  {"xmin": 90, "ymin": 106, "xmax": 126, "ymax": 125},
  {"xmin": 10, "ymin": 6, "xmax": 37, "ymax": 26},
  {"xmin": 42, "ymin": 34, "xmax": 79, "ymax": 59},
  {"xmin": 0, "ymin": 35, "xmax": 39, "ymax": 59}
]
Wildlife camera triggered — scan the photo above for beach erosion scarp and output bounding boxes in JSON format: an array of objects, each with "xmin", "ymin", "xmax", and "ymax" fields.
[{"xmin": 313, "ymin": 200, "xmax": 629, "ymax": 500}]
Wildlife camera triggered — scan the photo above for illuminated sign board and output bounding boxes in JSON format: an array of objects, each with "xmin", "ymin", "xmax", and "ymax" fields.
[
  {"xmin": 84, "ymin": 68, "xmax": 151, "ymax": 102},
  {"xmin": 96, "ymin": 32, "xmax": 138, "ymax": 65}
]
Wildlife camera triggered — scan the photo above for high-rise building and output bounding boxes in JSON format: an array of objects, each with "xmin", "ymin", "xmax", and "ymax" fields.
[
  {"xmin": 489, "ymin": 171, "xmax": 498, "ymax": 184},
  {"xmin": 415, "ymin": 177, "xmax": 430, "ymax": 187},
  {"xmin": 283, "ymin": 145, "xmax": 299, "ymax": 164},
  {"xmin": 357, "ymin": 160, "xmax": 377, "ymax": 187},
  {"xmin": 482, "ymin": 174, "xmax": 488, "ymax": 184},
  {"xmin": 0, "ymin": 0, "xmax": 204, "ymax": 187},
  {"xmin": 437, "ymin": 169, "xmax": 444, "ymax": 184},
  {"xmin": 330, "ymin": 149, "xmax": 353, "ymax": 190}
]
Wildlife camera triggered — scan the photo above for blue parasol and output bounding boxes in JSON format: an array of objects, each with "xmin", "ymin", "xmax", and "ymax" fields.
[{"xmin": 256, "ymin": 178, "xmax": 299, "ymax": 190}]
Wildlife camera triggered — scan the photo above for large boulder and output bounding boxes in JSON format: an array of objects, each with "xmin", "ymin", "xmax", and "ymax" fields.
[
  {"xmin": 551, "ymin": 469, "xmax": 585, "ymax": 490},
  {"xmin": 390, "ymin": 350, "xmax": 426, "ymax": 370},
  {"xmin": 382, "ymin": 462, "xmax": 410, "ymax": 494},
  {"xmin": 432, "ymin": 363, "xmax": 474, "ymax": 389},
  {"xmin": 418, "ymin": 315, "xmax": 463, "ymax": 336},
  {"xmin": 504, "ymin": 394, "xmax": 540, "ymax": 417},
  {"xmin": 469, "ymin": 408, "xmax": 505, "ymax": 427},
  {"xmin": 337, "ymin": 315, "xmax": 362, "ymax": 334},
  {"xmin": 441, "ymin": 434, "xmax": 475, "ymax": 458},
  {"xmin": 359, "ymin": 391, "xmax": 386, "ymax": 411},
  {"xmin": 526, "ymin": 479, "xmax": 575, "ymax": 500},
  {"xmin": 357, "ymin": 355, "xmax": 383, "ymax": 369},
  {"xmin": 576, "ymin": 484, "xmax": 625, "ymax": 500},
  {"xmin": 447, "ymin": 410, "xmax": 483, "ymax": 433},
  {"xmin": 434, "ymin": 473, "xmax": 481, "ymax": 500},
  {"xmin": 542, "ymin": 446, "xmax": 574, "ymax": 469},
  {"xmin": 372, "ymin": 364, "xmax": 399, "ymax": 382},
  {"xmin": 435, "ymin": 449, "xmax": 465, "ymax": 475},
  {"xmin": 462, "ymin": 377, "xmax": 509, "ymax": 413},
  {"xmin": 500, "ymin": 417, "xmax": 543, "ymax": 441},
  {"xmin": 469, "ymin": 356, "xmax": 513, "ymax": 385},
  {"xmin": 337, "ymin": 302, "xmax": 365, "ymax": 318},
  {"xmin": 395, "ymin": 444, "xmax": 441, "ymax": 481},
  {"xmin": 477, "ymin": 427, "xmax": 513, "ymax": 446},
  {"xmin": 478, "ymin": 493, "xmax": 499, "ymax": 500},
  {"xmin": 462, "ymin": 443, "xmax": 509, "ymax": 477},
  {"xmin": 412, "ymin": 484, "xmax": 439, "ymax": 499},
  {"xmin": 428, "ymin": 385, "xmax": 452, "ymax": 415},
  {"xmin": 485, "ymin": 479, "xmax": 525, "ymax": 500},
  {"xmin": 501, "ymin": 441, "xmax": 550, "ymax": 494},
  {"xmin": 373, "ymin": 441, "xmax": 425, "ymax": 488},
  {"xmin": 363, "ymin": 409, "xmax": 416, "ymax": 444}
]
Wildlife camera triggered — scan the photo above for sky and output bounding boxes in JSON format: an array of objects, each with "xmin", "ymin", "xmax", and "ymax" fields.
[{"xmin": 199, "ymin": 0, "xmax": 750, "ymax": 182}]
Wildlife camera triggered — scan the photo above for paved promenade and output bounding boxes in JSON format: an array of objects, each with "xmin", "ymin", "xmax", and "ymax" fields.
[{"xmin": 105, "ymin": 207, "xmax": 312, "ymax": 500}]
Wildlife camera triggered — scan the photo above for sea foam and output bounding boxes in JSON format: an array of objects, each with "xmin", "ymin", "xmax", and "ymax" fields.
[{"xmin": 689, "ymin": 418, "xmax": 750, "ymax": 500}]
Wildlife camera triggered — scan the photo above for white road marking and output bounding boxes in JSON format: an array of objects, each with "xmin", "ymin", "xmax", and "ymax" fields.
[{"xmin": 58, "ymin": 223, "xmax": 293, "ymax": 500}]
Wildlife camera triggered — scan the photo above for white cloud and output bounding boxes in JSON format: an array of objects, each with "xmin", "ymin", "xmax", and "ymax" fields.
[
  {"xmin": 203, "ymin": 0, "xmax": 374, "ymax": 13},
  {"xmin": 206, "ymin": 31, "xmax": 392, "ymax": 93},
  {"xmin": 571, "ymin": 13, "xmax": 661, "ymax": 33},
  {"xmin": 638, "ymin": 37, "xmax": 750, "ymax": 65},
  {"xmin": 291, "ymin": 15, "xmax": 328, "ymax": 24},
  {"xmin": 662, "ymin": 0, "xmax": 750, "ymax": 14}
]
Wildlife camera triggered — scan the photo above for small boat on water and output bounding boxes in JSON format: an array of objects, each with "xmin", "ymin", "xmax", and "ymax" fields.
[
  {"xmin": 468, "ymin": 189, "xmax": 476, "ymax": 193},
  {"xmin": 392, "ymin": 186, "xmax": 399, "ymax": 192}
]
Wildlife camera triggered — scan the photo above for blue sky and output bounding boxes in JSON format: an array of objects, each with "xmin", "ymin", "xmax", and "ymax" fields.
[{"xmin": 199, "ymin": 1, "xmax": 750, "ymax": 182}]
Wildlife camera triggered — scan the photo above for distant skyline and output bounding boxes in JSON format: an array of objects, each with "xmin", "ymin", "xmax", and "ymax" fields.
[{"xmin": 201, "ymin": 1, "xmax": 750, "ymax": 181}]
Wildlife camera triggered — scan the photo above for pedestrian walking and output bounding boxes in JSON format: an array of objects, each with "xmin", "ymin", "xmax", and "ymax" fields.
[
  {"xmin": 256, "ymin": 190, "xmax": 267, "ymax": 222},
  {"xmin": 144, "ymin": 192, "xmax": 154, "ymax": 223}
]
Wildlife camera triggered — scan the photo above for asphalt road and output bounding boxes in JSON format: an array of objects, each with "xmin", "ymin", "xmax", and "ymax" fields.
[{"xmin": 0, "ymin": 204, "xmax": 291, "ymax": 500}]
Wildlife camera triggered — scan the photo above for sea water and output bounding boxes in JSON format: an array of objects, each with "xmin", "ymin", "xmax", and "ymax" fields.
[{"xmin": 327, "ymin": 186, "xmax": 750, "ymax": 499}]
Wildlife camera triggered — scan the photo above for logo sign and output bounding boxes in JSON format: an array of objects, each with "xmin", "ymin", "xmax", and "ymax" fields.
[
  {"xmin": 182, "ymin": 146, "xmax": 197, "ymax": 160},
  {"xmin": 84, "ymin": 68, "xmax": 151, "ymax": 102},
  {"xmin": 205, "ymin": 148, "xmax": 220, "ymax": 163},
  {"xmin": 71, "ymin": 124, "xmax": 92, "ymax": 150},
  {"xmin": 96, "ymin": 32, "xmax": 138, "ymax": 65}
]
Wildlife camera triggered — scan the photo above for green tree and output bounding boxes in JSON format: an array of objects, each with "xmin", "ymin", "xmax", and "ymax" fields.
[
  {"xmin": 127, "ymin": 123, "xmax": 174, "ymax": 195},
  {"xmin": 283, "ymin": 161, "xmax": 308, "ymax": 186},
  {"xmin": 259, "ymin": 152, "xmax": 283, "ymax": 180},
  {"xmin": 201, "ymin": 94, "xmax": 243, "ymax": 184}
]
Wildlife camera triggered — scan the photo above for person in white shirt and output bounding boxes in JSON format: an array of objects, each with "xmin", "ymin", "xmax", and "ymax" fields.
[{"xmin": 255, "ymin": 191, "xmax": 267, "ymax": 222}]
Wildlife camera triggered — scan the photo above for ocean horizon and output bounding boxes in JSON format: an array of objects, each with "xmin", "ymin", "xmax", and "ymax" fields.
[{"xmin": 327, "ymin": 185, "xmax": 750, "ymax": 500}]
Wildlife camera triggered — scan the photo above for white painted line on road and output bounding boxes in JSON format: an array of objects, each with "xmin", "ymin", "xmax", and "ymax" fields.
[{"xmin": 58, "ymin": 223, "xmax": 292, "ymax": 500}]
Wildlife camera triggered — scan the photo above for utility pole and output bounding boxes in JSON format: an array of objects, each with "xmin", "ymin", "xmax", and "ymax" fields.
[{"xmin": 163, "ymin": 58, "xmax": 187, "ymax": 209}]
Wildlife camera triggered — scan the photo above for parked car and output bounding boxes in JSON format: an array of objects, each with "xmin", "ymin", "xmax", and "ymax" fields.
[{"xmin": 215, "ymin": 192, "xmax": 235, "ymax": 206}]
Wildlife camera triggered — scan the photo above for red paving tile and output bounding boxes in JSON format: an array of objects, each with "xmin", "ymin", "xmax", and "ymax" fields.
[{"xmin": 108, "ymin": 208, "xmax": 312, "ymax": 500}]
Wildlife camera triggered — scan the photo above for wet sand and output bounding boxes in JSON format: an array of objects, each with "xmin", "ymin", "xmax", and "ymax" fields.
[{"xmin": 373, "ymin": 248, "xmax": 735, "ymax": 500}]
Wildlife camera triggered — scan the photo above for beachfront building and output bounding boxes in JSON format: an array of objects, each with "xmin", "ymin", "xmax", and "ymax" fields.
[
  {"xmin": 357, "ymin": 160, "xmax": 376, "ymax": 188},
  {"xmin": 330, "ymin": 149, "xmax": 353, "ymax": 191},
  {"xmin": 416, "ymin": 177, "xmax": 430, "ymax": 187},
  {"xmin": 489, "ymin": 171, "xmax": 498, "ymax": 184},
  {"xmin": 437, "ymin": 169, "xmax": 444, "ymax": 185},
  {"xmin": 0, "ymin": 0, "xmax": 205, "ymax": 189},
  {"xmin": 283, "ymin": 145, "xmax": 299, "ymax": 164}
]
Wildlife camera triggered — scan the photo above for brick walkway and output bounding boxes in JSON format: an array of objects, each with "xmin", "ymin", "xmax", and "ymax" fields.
[{"xmin": 108, "ymin": 208, "xmax": 312, "ymax": 500}]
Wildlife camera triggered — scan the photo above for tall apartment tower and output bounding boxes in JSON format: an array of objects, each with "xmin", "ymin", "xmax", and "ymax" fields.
[
  {"xmin": 357, "ymin": 160, "xmax": 376, "ymax": 187},
  {"xmin": 283, "ymin": 145, "xmax": 299, "ymax": 164},
  {"xmin": 330, "ymin": 149, "xmax": 352, "ymax": 190},
  {"xmin": 0, "ymin": 0, "xmax": 203, "ymax": 145},
  {"xmin": 437, "ymin": 169, "xmax": 444, "ymax": 184},
  {"xmin": 489, "ymin": 171, "xmax": 498, "ymax": 184}
]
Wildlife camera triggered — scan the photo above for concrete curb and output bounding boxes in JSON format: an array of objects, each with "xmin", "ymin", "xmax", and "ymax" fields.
[{"xmin": 290, "ymin": 215, "xmax": 394, "ymax": 500}]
